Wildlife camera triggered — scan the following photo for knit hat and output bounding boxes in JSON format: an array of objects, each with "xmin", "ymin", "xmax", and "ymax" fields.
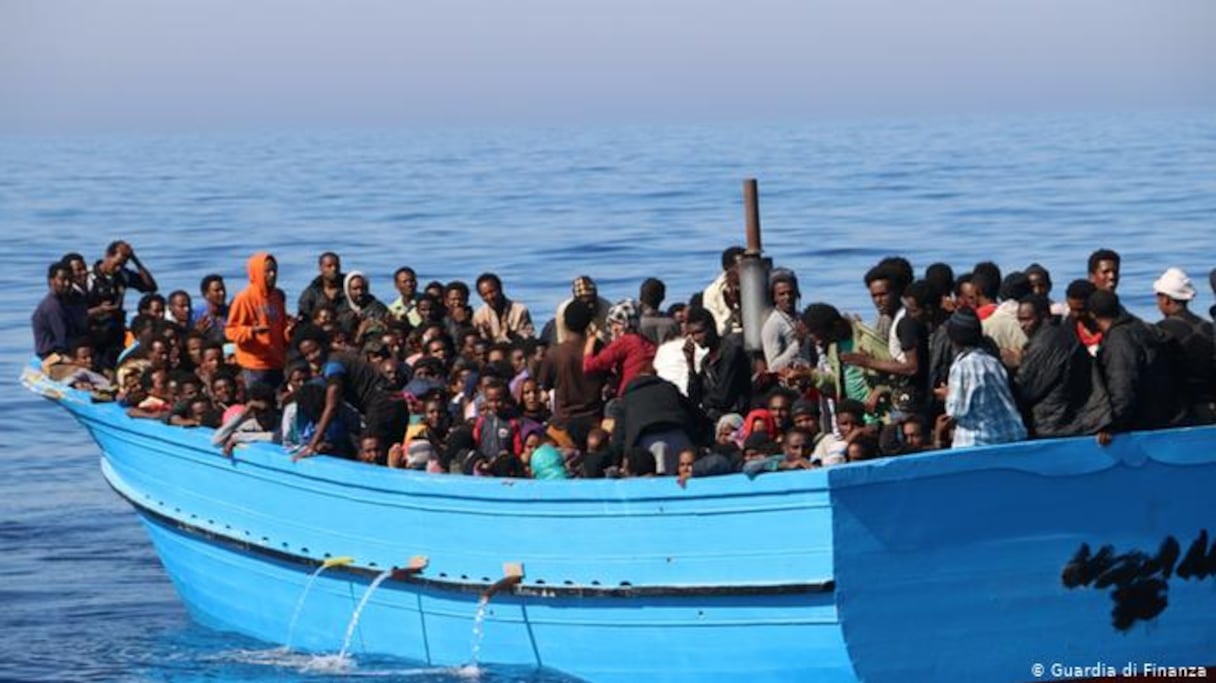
[
  {"xmin": 406, "ymin": 440, "xmax": 436, "ymax": 469},
  {"xmin": 1152, "ymin": 267, "xmax": 1196, "ymax": 301},
  {"xmin": 572, "ymin": 276, "xmax": 597, "ymax": 298},
  {"xmin": 945, "ymin": 306, "xmax": 982, "ymax": 347}
]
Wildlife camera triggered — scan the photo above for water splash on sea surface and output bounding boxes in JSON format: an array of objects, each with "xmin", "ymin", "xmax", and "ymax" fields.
[
  {"xmin": 338, "ymin": 569, "xmax": 394, "ymax": 662},
  {"xmin": 285, "ymin": 563, "xmax": 332, "ymax": 650},
  {"xmin": 468, "ymin": 596, "xmax": 490, "ymax": 668}
]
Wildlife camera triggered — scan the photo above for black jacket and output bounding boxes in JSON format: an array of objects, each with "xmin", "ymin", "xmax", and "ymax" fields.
[
  {"xmin": 297, "ymin": 276, "xmax": 350, "ymax": 319},
  {"xmin": 1156, "ymin": 309, "xmax": 1215, "ymax": 406},
  {"xmin": 612, "ymin": 374, "xmax": 706, "ymax": 452},
  {"xmin": 1097, "ymin": 314, "xmax": 1186, "ymax": 432},
  {"xmin": 1014, "ymin": 321, "xmax": 1110, "ymax": 437},
  {"xmin": 688, "ymin": 334, "xmax": 752, "ymax": 421}
]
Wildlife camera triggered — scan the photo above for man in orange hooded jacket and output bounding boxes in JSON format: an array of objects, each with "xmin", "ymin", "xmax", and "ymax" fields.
[{"xmin": 227, "ymin": 252, "xmax": 288, "ymax": 388}]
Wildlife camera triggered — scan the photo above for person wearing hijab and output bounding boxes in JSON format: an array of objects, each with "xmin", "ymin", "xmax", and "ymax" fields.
[
  {"xmin": 339, "ymin": 270, "xmax": 390, "ymax": 338},
  {"xmin": 582, "ymin": 298, "xmax": 657, "ymax": 396},
  {"xmin": 530, "ymin": 443, "xmax": 569, "ymax": 480}
]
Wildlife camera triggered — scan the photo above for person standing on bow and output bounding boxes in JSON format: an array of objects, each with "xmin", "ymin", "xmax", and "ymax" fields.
[
  {"xmin": 227, "ymin": 252, "xmax": 288, "ymax": 389},
  {"xmin": 87, "ymin": 240, "xmax": 158, "ymax": 370}
]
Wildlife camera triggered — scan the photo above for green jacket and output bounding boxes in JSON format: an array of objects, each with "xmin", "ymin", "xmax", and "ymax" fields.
[{"xmin": 812, "ymin": 319, "xmax": 894, "ymax": 421}]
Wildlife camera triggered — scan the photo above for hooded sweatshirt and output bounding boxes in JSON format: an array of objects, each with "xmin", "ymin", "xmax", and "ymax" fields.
[{"xmin": 226, "ymin": 252, "xmax": 288, "ymax": 371}]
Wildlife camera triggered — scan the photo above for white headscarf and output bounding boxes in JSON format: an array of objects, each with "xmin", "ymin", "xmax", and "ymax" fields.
[{"xmin": 344, "ymin": 270, "xmax": 368, "ymax": 314}]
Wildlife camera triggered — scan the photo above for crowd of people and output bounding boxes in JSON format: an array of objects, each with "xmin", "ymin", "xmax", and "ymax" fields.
[{"xmin": 31, "ymin": 240, "xmax": 1216, "ymax": 483}]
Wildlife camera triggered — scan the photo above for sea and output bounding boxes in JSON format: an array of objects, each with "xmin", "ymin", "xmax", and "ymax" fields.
[{"xmin": 2, "ymin": 111, "xmax": 1214, "ymax": 681}]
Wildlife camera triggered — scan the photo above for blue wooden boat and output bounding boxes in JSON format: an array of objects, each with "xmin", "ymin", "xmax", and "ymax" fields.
[{"xmin": 22, "ymin": 358, "xmax": 1216, "ymax": 681}]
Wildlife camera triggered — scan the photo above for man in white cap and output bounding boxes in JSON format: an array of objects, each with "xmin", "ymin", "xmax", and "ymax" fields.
[{"xmin": 1153, "ymin": 267, "xmax": 1215, "ymax": 424}]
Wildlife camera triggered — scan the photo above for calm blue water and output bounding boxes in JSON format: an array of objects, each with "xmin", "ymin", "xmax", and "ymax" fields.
[{"xmin": 2, "ymin": 112, "xmax": 1215, "ymax": 681}]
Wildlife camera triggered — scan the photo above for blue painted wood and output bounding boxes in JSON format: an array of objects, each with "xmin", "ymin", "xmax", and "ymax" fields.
[{"xmin": 828, "ymin": 431, "xmax": 1216, "ymax": 682}]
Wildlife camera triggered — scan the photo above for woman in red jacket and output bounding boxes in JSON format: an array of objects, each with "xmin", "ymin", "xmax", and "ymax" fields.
[{"xmin": 583, "ymin": 299, "xmax": 656, "ymax": 398}]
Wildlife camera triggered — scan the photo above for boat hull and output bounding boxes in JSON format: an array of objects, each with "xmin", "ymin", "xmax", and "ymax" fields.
[{"xmin": 23, "ymin": 362, "xmax": 1216, "ymax": 681}]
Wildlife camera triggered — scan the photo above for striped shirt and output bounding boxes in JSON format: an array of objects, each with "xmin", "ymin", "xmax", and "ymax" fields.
[{"xmin": 946, "ymin": 348, "xmax": 1027, "ymax": 448}]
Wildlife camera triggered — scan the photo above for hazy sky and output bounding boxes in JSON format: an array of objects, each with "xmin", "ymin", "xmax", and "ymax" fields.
[{"xmin": 2, "ymin": 0, "xmax": 1213, "ymax": 132}]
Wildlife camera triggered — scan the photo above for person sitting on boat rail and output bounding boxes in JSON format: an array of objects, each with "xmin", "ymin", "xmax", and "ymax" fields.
[
  {"xmin": 939, "ymin": 307, "xmax": 1027, "ymax": 448},
  {"xmin": 227, "ymin": 253, "xmax": 288, "ymax": 389},
  {"xmin": 291, "ymin": 324, "xmax": 409, "ymax": 459},
  {"xmin": 473, "ymin": 272, "xmax": 534, "ymax": 342},
  {"xmin": 1152, "ymin": 267, "xmax": 1216, "ymax": 425},
  {"xmin": 32, "ymin": 260, "xmax": 88, "ymax": 364}
]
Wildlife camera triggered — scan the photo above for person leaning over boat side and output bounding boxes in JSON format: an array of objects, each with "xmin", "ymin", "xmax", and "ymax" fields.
[
  {"xmin": 226, "ymin": 252, "xmax": 288, "ymax": 389},
  {"xmin": 291, "ymin": 324, "xmax": 409, "ymax": 460},
  {"xmin": 637, "ymin": 277, "xmax": 679, "ymax": 345},
  {"xmin": 609, "ymin": 367, "xmax": 704, "ymax": 475},
  {"xmin": 1088, "ymin": 248, "xmax": 1121, "ymax": 293},
  {"xmin": 938, "ymin": 307, "xmax": 1027, "ymax": 449},
  {"xmin": 32, "ymin": 260, "xmax": 88, "ymax": 365},
  {"xmin": 297, "ymin": 251, "xmax": 348, "ymax": 320},
  {"xmin": 683, "ymin": 306, "xmax": 751, "ymax": 423},
  {"xmin": 473, "ymin": 272, "xmax": 534, "ymax": 342},
  {"xmin": 1012, "ymin": 294, "xmax": 1111, "ymax": 439},
  {"xmin": 1152, "ymin": 268, "xmax": 1216, "ymax": 425},
  {"xmin": 1089, "ymin": 290, "xmax": 1187, "ymax": 440},
  {"xmin": 762, "ymin": 270, "xmax": 811, "ymax": 372},
  {"xmin": 192, "ymin": 274, "xmax": 229, "ymax": 344},
  {"xmin": 86, "ymin": 240, "xmax": 158, "ymax": 370},
  {"xmin": 554, "ymin": 275, "xmax": 611, "ymax": 344}
]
